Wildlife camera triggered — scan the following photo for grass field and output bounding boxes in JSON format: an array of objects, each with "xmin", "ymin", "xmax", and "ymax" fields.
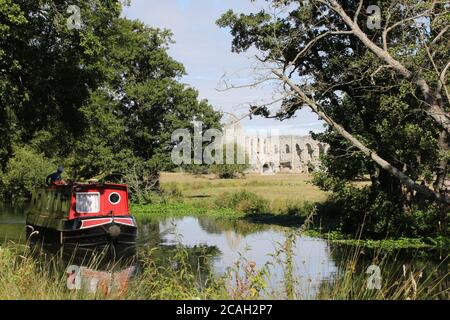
[
  {"xmin": 132, "ymin": 172, "xmax": 329, "ymax": 225},
  {"xmin": 159, "ymin": 172, "xmax": 329, "ymax": 212}
]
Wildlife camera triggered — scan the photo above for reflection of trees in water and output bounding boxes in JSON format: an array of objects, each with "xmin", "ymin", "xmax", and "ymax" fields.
[
  {"xmin": 138, "ymin": 219, "xmax": 221, "ymax": 286},
  {"xmin": 197, "ymin": 217, "xmax": 222, "ymax": 235},
  {"xmin": 137, "ymin": 220, "xmax": 161, "ymax": 247},
  {"xmin": 0, "ymin": 202, "xmax": 29, "ymax": 216},
  {"xmin": 0, "ymin": 203, "xmax": 26, "ymax": 222},
  {"xmin": 224, "ymin": 230, "xmax": 241, "ymax": 252},
  {"xmin": 143, "ymin": 243, "xmax": 221, "ymax": 287},
  {"xmin": 197, "ymin": 216, "xmax": 270, "ymax": 237}
]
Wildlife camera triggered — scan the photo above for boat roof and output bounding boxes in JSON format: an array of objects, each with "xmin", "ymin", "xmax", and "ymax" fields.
[{"xmin": 42, "ymin": 183, "xmax": 128, "ymax": 191}]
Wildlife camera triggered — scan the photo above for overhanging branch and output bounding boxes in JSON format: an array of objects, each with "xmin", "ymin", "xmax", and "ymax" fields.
[{"xmin": 272, "ymin": 68, "xmax": 450, "ymax": 206}]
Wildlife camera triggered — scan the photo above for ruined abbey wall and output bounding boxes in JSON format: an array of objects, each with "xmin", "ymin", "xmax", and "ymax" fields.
[
  {"xmin": 223, "ymin": 122, "xmax": 328, "ymax": 174},
  {"xmin": 244, "ymin": 135, "xmax": 328, "ymax": 174}
]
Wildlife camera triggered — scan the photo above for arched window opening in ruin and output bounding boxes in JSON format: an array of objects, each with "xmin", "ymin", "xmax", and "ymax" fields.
[
  {"xmin": 280, "ymin": 162, "xmax": 292, "ymax": 171},
  {"xmin": 306, "ymin": 143, "xmax": 314, "ymax": 159},
  {"xmin": 285, "ymin": 144, "xmax": 290, "ymax": 154},
  {"xmin": 296, "ymin": 144, "xmax": 302, "ymax": 160}
]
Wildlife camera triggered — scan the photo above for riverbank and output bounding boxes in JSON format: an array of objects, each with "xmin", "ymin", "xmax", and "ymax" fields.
[
  {"xmin": 132, "ymin": 173, "xmax": 450, "ymax": 250},
  {"xmin": 132, "ymin": 202, "xmax": 449, "ymax": 250}
]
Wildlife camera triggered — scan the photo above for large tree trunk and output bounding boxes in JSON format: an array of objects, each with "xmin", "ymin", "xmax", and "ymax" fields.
[{"xmin": 273, "ymin": 69, "xmax": 450, "ymax": 205}]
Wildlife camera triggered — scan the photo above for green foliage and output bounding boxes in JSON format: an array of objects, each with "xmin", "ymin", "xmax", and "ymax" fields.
[
  {"xmin": 215, "ymin": 190, "xmax": 268, "ymax": 215},
  {"xmin": 0, "ymin": 146, "xmax": 55, "ymax": 202},
  {"xmin": 400, "ymin": 206, "xmax": 447, "ymax": 238},
  {"xmin": 218, "ymin": 0, "xmax": 450, "ymax": 238},
  {"xmin": 0, "ymin": 1, "xmax": 123, "ymax": 167},
  {"xmin": 182, "ymin": 165, "xmax": 210, "ymax": 176},
  {"xmin": 313, "ymin": 172, "xmax": 448, "ymax": 238},
  {"xmin": 67, "ymin": 17, "xmax": 221, "ymax": 180},
  {"xmin": 209, "ymin": 144, "xmax": 250, "ymax": 179},
  {"xmin": 0, "ymin": 1, "xmax": 222, "ymax": 200}
]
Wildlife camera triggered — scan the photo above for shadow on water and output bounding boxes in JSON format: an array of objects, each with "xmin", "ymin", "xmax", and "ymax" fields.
[
  {"xmin": 243, "ymin": 213, "xmax": 307, "ymax": 228},
  {"xmin": 241, "ymin": 201, "xmax": 341, "ymax": 230}
]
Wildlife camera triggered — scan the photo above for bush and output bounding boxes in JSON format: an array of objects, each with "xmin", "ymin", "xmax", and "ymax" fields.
[
  {"xmin": 122, "ymin": 160, "xmax": 160, "ymax": 204},
  {"xmin": 0, "ymin": 146, "xmax": 56, "ymax": 202},
  {"xmin": 209, "ymin": 144, "xmax": 249, "ymax": 179},
  {"xmin": 399, "ymin": 206, "xmax": 447, "ymax": 238},
  {"xmin": 312, "ymin": 171, "xmax": 448, "ymax": 238},
  {"xmin": 182, "ymin": 165, "xmax": 210, "ymax": 175},
  {"xmin": 209, "ymin": 163, "xmax": 248, "ymax": 179},
  {"xmin": 215, "ymin": 190, "xmax": 268, "ymax": 214}
]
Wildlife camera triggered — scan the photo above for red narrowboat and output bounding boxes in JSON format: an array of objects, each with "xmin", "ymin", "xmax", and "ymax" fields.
[{"xmin": 26, "ymin": 183, "xmax": 137, "ymax": 247}]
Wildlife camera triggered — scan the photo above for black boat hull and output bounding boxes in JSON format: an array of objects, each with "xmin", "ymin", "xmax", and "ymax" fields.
[{"xmin": 27, "ymin": 218, "xmax": 137, "ymax": 247}]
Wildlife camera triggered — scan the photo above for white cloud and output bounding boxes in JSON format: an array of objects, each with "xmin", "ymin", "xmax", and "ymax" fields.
[{"xmin": 123, "ymin": 0, "xmax": 325, "ymax": 133}]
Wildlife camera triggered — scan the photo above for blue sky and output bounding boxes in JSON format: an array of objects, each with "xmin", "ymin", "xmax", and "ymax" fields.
[{"xmin": 122, "ymin": 0, "xmax": 325, "ymax": 135}]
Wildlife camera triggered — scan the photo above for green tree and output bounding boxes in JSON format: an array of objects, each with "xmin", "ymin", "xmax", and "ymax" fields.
[
  {"xmin": 0, "ymin": 1, "xmax": 122, "ymax": 167},
  {"xmin": 209, "ymin": 143, "xmax": 250, "ymax": 179},
  {"xmin": 0, "ymin": 146, "xmax": 55, "ymax": 202},
  {"xmin": 69, "ymin": 18, "xmax": 222, "ymax": 181},
  {"xmin": 0, "ymin": 1, "xmax": 222, "ymax": 201},
  {"xmin": 218, "ymin": 0, "xmax": 449, "ymax": 237}
]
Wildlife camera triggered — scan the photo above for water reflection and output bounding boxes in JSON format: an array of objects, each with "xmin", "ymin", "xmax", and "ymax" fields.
[
  {"xmin": 0, "ymin": 205, "xmax": 26, "ymax": 243},
  {"xmin": 28, "ymin": 237, "xmax": 139, "ymax": 296},
  {"xmin": 158, "ymin": 216, "xmax": 339, "ymax": 297},
  {"xmin": 0, "ymin": 204, "xmax": 448, "ymax": 299}
]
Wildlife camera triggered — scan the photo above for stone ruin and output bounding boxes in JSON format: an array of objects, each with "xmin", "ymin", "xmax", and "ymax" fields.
[{"xmin": 223, "ymin": 121, "xmax": 328, "ymax": 174}]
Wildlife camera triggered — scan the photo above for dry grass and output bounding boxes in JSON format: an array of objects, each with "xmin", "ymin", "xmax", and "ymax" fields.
[
  {"xmin": 160, "ymin": 172, "xmax": 329, "ymax": 211},
  {"xmin": 1, "ymin": 240, "xmax": 446, "ymax": 300}
]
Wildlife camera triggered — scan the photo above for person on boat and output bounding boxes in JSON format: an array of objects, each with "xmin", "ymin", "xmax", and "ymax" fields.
[{"xmin": 46, "ymin": 166, "xmax": 66, "ymax": 186}]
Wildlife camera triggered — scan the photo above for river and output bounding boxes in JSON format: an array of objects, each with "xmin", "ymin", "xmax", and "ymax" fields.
[{"xmin": 0, "ymin": 204, "xmax": 448, "ymax": 299}]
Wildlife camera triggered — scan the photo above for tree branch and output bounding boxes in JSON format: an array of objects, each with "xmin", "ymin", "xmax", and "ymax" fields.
[
  {"xmin": 430, "ymin": 25, "xmax": 449, "ymax": 47},
  {"xmin": 438, "ymin": 60, "xmax": 450, "ymax": 103},
  {"xmin": 272, "ymin": 68, "xmax": 450, "ymax": 205},
  {"xmin": 326, "ymin": 0, "xmax": 450, "ymax": 135},
  {"xmin": 288, "ymin": 30, "xmax": 353, "ymax": 68}
]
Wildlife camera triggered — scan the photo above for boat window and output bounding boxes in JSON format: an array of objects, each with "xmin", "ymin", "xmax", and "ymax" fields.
[
  {"xmin": 76, "ymin": 192, "xmax": 100, "ymax": 214},
  {"xmin": 109, "ymin": 192, "xmax": 121, "ymax": 205}
]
